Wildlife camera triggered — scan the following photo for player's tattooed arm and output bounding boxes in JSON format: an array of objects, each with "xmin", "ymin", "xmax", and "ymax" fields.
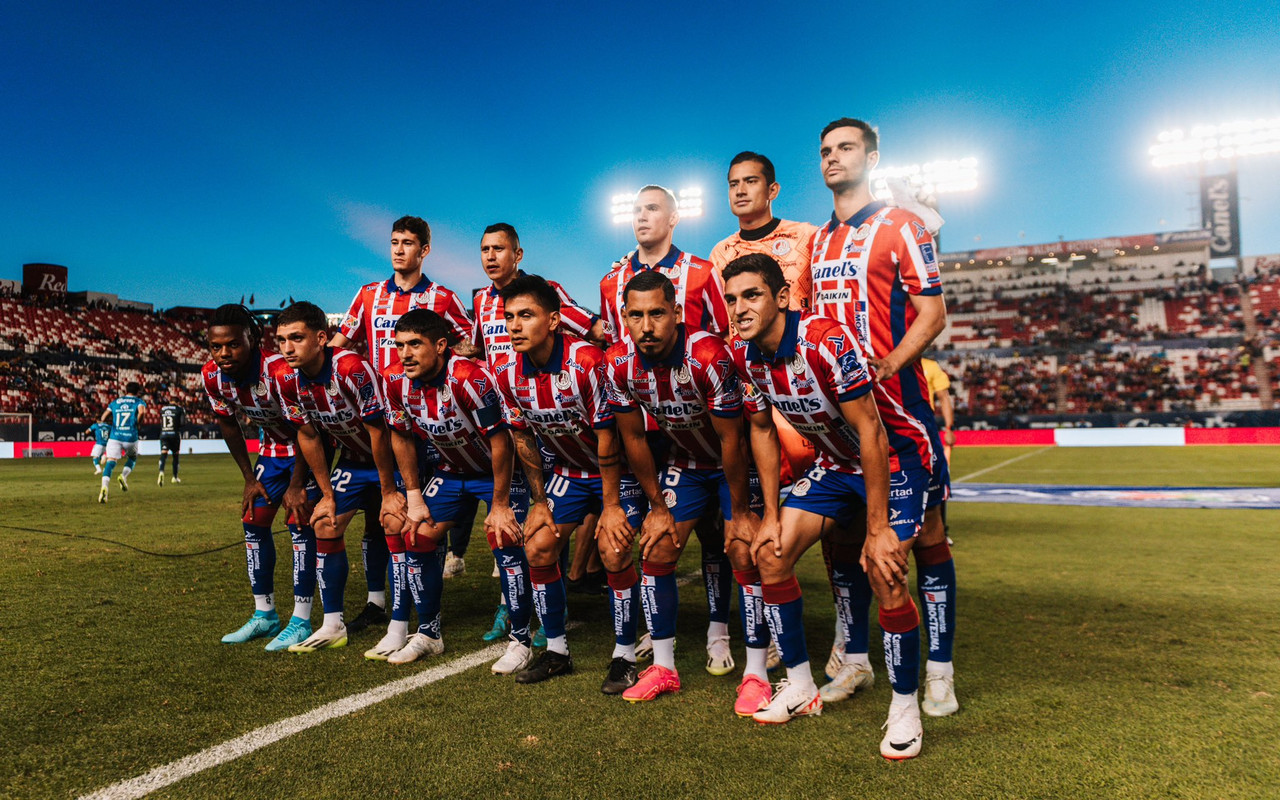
[
  {"xmin": 839, "ymin": 393, "xmax": 905, "ymax": 586},
  {"xmin": 596, "ymin": 424, "xmax": 637, "ymax": 555},
  {"xmin": 511, "ymin": 428, "xmax": 547, "ymax": 503},
  {"xmin": 217, "ymin": 415, "xmax": 270, "ymax": 517},
  {"xmin": 871, "ymin": 293, "xmax": 946, "ymax": 383},
  {"xmin": 453, "ymin": 339, "xmax": 480, "ymax": 358},
  {"xmin": 747, "ymin": 408, "xmax": 783, "ymax": 562}
]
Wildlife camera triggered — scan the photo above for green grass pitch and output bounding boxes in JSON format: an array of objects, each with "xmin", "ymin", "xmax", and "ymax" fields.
[{"xmin": 2, "ymin": 446, "xmax": 1278, "ymax": 799}]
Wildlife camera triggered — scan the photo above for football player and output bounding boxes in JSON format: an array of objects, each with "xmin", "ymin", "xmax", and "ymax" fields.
[{"xmin": 96, "ymin": 382, "xmax": 146, "ymax": 503}]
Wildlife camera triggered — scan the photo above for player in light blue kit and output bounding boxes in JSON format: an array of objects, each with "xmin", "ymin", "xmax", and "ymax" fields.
[
  {"xmin": 98, "ymin": 382, "xmax": 147, "ymax": 503},
  {"xmin": 85, "ymin": 420, "xmax": 111, "ymax": 474}
]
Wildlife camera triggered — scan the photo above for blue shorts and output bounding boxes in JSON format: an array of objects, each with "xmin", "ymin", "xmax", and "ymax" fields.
[
  {"xmin": 253, "ymin": 455, "xmax": 321, "ymax": 508},
  {"xmin": 925, "ymin": 427, "xmax": 951, "ymax": 509},
  {"xmin": 545, "ymin": 472, "xmax": 646, "ymax": 529},
  {"xmin": 659, "ymin": 465, "xmax": 765, "ymax": 523},
  {"xmin": 330, "ymin": 459, "xmax": 403, "ymax": 516},
  {"xmin": 422, "ymin": 471, "xmax": 529, "ymax": 525},
  {"xmin": 783, "ymin": 462, "xmax": 929, "ymax": 541}
]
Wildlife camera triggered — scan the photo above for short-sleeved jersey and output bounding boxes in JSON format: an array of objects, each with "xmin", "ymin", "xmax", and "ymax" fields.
[
  {"xmin": 493, "ymin": 333, "xmax": 613, "ymax": 480},
  {"xmin": 106, "ymin": 395, "xmax": 147, "ymax": 443},
  {"xmin": 920, "ymin": 358, "xmax": 951, "ymax": 412},
  {"xmin": 159, "ymin": 405, "xmax": 186, "ymax": 435},
  {"xmin": 87, "ymin": 422, "xmax": 111, "ymax": 445},
  {"xmin": 731, "ymin": 311, "xmax": 882, "ymax": 474},
  {"xmin": 202, "ymin": 350, "xmax": 300, "ymax": 459},
  {"xmin": 811, "ymin": 201, "xmax": 943, "ymax": 471},
  {"xmin": 603, "ymin": 326, "xmax": 742, "ymax": 470},
  {"xmin": 382, "ymin": 354, "xmax": 505, "ymax": 476},
  {"xmin": 710, "ymin": 219, "xmax": 818, "ymax": 312},
  {"xmin": 472, "ymin": 271, "xmax": 598, "ymax": 365},
  {"xmin": 283, "ymin": 347, "xmax": 384, "ymax": 463},
  {"xmin": 599, "ymin": 246, "xmax": 729, "ymax": 345},
  {"xmin": 338, "ymin": 275, "xmax": 474, "ymax": 374}
]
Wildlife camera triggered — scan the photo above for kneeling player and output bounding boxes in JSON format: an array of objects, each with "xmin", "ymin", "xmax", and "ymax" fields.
[
  {"xmin": 493, "ymin": 275, "xmax": 645, "ymax": 685},
  {"xmin": 203, "ymin": 304, "xmax": 320, "ymax": 650},
  {"xmin": 600, "ymin": 270, "xmax": 768, "ymax": 710},
  {"xmin": 724, "ymin": 253, "xmax": 926, "ymax": 760},
  {"xmin": 384, "ymin": 309, "xmax": 532, "ymax": 671},
  {"xmin": 274, "ymin": 302, "xmax": 408, "ymax": 656}
]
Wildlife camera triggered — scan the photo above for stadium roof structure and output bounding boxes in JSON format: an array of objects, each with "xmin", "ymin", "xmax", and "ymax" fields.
[{"xmin": 941, "ymin": 229, "xmax": 1211, "ymax": 268}]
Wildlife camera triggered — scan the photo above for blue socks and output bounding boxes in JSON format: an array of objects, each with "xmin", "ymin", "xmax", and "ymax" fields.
[
  {"xmin": 495, "ymin": 547, "xmax": 533, "ymax": 645},
  {"xmin": 406, "ymin": 547, "xmax": 445, "ymax": 637},
  {"xmin": 831, "ymin": 559, "xmax": 872, "ymax": 655}
]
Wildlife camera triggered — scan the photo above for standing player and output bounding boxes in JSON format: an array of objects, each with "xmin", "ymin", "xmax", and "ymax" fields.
[
  {"xmin": 810, "ymin": 117, "xmax": 957, "ymax": 719},
  {"xmin": 723, "ymin": 253, "xmax": 926, "ymax": 759},
  {"xmin": 599, "ymin": 185, "xmax": 735, "ymax": 670},
  {"xmin": 203, "ymin": 304, "xmax": 320, "ymax": 651},
  {"xmin": 383, "ymin": 309, "xmax": 531, "ymax": 670},
  {"xmin": 600, "ymin": 271, "xmax": 767, "ymax": 711},
  {"xmin": 85, "ymin": 419, "xmax": 110, "ymax": 474},
  {"xmin": 156, "ymin": 398, "xmax": 186, "ymax": 485},
  {"xmin": 273, "ymin": 302, "xmax": 407, "ymax": 655},
  {"xmin": 96, "ymin": 382, "xmax": 146, "ymax": 503},
  {"xmin": 472, "ymin": 222, "xmax": 607, "ymax": 635},
  {"xmin": 492, "ymin": 275, "xmax": 645, "ymax": 686},
  {"xmin": 329, "ymin": 215, "xmax": 475, "ymax": 636}
]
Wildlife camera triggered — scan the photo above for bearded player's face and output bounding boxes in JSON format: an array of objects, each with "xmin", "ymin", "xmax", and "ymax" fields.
[
  {"xmin": 820, "ymin": 127, "xmax": 878, "ymax": 192},
  {"xmin": 623, "ymin": 288, "xmax": 680, "ymax": 361}
]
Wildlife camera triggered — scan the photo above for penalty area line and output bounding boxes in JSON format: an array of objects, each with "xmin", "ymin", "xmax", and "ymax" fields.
[
  {"xmin": 79, "ymin": 574, "xmax": 696, "ymax": 799},
  {"xmin": 77, "ymin": 642, "xmax": 506, "ymax": 800},
  {"xmin": 953, "ymin": 445, "xmax": 1054, "ymax": 483}
]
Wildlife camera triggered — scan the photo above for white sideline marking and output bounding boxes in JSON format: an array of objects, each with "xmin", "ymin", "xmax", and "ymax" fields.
[
  {"xmin": 78, "ymin": 642, "xmax": 504, "ymax": 800},
  {"xmin": 81, "ymin": 574, "xmax": 697, "ymax": 799},
  {"xmin": 953, "ymin": 446, "xmax": 1053, "ymax": 483}
]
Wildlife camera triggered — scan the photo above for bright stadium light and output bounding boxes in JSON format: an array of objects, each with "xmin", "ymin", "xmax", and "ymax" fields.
[
  {"xmin": 1148, "ymin": 118, "xmax": 1280, "ymax": 167},
  {"xmin": 610, "ymin": 186, "xmax": 704, "ymax": 224},
  {"xmin": 871, "ymin": 157, "xmax": 979, "ymax": 199}
]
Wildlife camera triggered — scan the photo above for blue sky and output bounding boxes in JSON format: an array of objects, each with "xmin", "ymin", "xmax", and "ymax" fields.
[{"xmin": 3, "ymin": 1, "xmax": 1278, "ymax": 313}]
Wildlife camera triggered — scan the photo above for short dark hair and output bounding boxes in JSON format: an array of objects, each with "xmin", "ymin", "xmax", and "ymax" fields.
[
  {"xmin": 638, "ymin": 184, "xmax": 678, "ymax": 213},
  {"xmin": 125, "ymin": 381, "xmax": 142, "ymax": 395},
  {"xmin": 276, "ymin": 301, "xmax": 328, "ymax": 332},
  {"xmin": 722, "ymin": 253, "xmax": 788, "ymax": 296},
  {"xmin": 820, "ymin": 117, "xmax": 879, "ymax": 153},
  {"xmin": 499, "ymin": 273, "xmax": 560, "ymax": 314},
  {"xmin": 483, "ymin": 222, "xmax": 520, "ymax": 247},
  {"xmin": 392, "ymin": 215, "xmax": 431, "ymax": 247},
  {"xmin": 623, "ymin": 270, "xmax": 676, "ymax": 305},
  {"xmin": 209, "ymin": 303, "xmax": 262, "ymax": 346},
  {"xmin": 729, "ymin": 151, "xmax": 776, "ymax": 185},
  {"xmin": 395, "ymin": 308, "xmax": 454, "ymax": 344}
]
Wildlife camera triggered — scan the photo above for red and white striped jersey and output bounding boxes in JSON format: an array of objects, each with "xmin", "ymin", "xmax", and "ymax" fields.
[
  {"xmin": 201, "ymin": 350, "xmax": 298, "ymax": 458},
  {"xmin": 810, "ymin": 201, "xmax": 942, "ymax": 472},
  {"xmin": 338, "ymin": 275, "xmax": 474, "ymax": 374},
  {"xmin": 603, "ymin": 326, "xmax": 742, "ymax": 470},
  {"xmin": 382, "ymin": 354, "xmax": 505, "ymax": 476},
  {"xmin": 599, "ymin": 247, "xmax": 729, "ymax": 345},
  {"xmin": 282, "ymin": 347, "xmax": 384, "ymax": 463},
  {"xmin": 731, "ymin": 312, "xmax": 883, "ymax": 474},
  {"xmin": 472, "ymin": 272, "xmax": 598, "ymax": 365},
  {"xmin": 493, "ymin": 333, "xmax": 613, "ymax": 479}
]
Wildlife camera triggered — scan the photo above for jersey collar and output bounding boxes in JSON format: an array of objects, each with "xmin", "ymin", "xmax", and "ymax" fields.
[
  {"xmin": 630, "ymin": 245, "xmax": 681, "ymax": 272},
  {"xmin": 637, "ymin": 326, "xmax": 688, "ymax": 370},
  {"xmin": 828, "ymin": 200, "xmax": 887, "ymax": 232},
  {"xmin": 297, "ymin": 347, "xmax": 336, "ymax": 387},
  {"xmin": 487, "ymin": 270, "xmax": 526, "ymax": 297},
  {"xmin": 384, "ymin": 274, "xmax": 433, "ymax": 295},
  {"xmin": 744, "ymin": 310, "xmax": 801, "ymax": 363},
  {"xmin": 520, "ymin": 333, "xmax": 566, "ymax": 377}
]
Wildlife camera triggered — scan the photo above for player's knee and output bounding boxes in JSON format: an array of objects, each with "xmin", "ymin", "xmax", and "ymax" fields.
[
  {"xmin": 597, "ymin": 545, "xmax": 631, "ymax": 573},
  {"xmin": 242, "ymin": 504, "xmax": 279, "ymax": 527},
  {"xmin": 524, "ymin": 536, "xmax": 558, "ymax": 567},
  {"xmin": 724, "ymin": 539, "xmax": 753, "ymax": 571},
  {"xmin": 755, "ymin": 548, "xmax": 793, "ymax": 585},
  {"xmin": 648, "ymin": 537, "xmax": 682, "ymax": 564}
]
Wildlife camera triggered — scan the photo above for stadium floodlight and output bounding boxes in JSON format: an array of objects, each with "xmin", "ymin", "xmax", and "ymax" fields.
[
  {"xmin": 610, "ymin": 186, "xmax": 704, "ymax": 224},
  {"xmin": 1149, "ymin": 118, "xmax": 1280, "ymax": 167},
  {"xmin": 871, "ymin": 157, "xmax": 979, "ymax": 199}
]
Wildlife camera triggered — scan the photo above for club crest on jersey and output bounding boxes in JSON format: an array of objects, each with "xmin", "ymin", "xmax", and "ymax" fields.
[
  {"xmin": 674, "ymin": 364, "xmax": 692, "ymax": 384},
  {"xmin": 439, "ymin": 385, "xmax": 452, "ymax": 404},
  {"xmin": 252, "ymin": 381, "xmax": 268, "ymax": 397},
  {"xmin": 662, "ymin": 489, "xmax": 677, "ymax": 508},
  {"xmin": 789, "ymin": 354, "xmax": 806, "ymax": 374},
  {"xmin": 790, "ymin": 478, "xmax": 811, "ymax": 497},
  {"xmin": 327, "ymin": 380, "xmax": 340, "ymax": 396},
  {"xmin": 850, "ymin": 223, "xmax": 872, "ymax": 240},
  {"xmin": 555, "ymin": 371, "xmax": 572, "ymax": 391},
  {"xmin": 771, "ymin": 239, "xmax": 792, "ymax": 257}
]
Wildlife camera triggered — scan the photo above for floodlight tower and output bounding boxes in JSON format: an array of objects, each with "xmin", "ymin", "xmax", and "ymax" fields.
[{"xmin": 870, "ymin": 157, "xmax": 980, "ymax": 249}]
